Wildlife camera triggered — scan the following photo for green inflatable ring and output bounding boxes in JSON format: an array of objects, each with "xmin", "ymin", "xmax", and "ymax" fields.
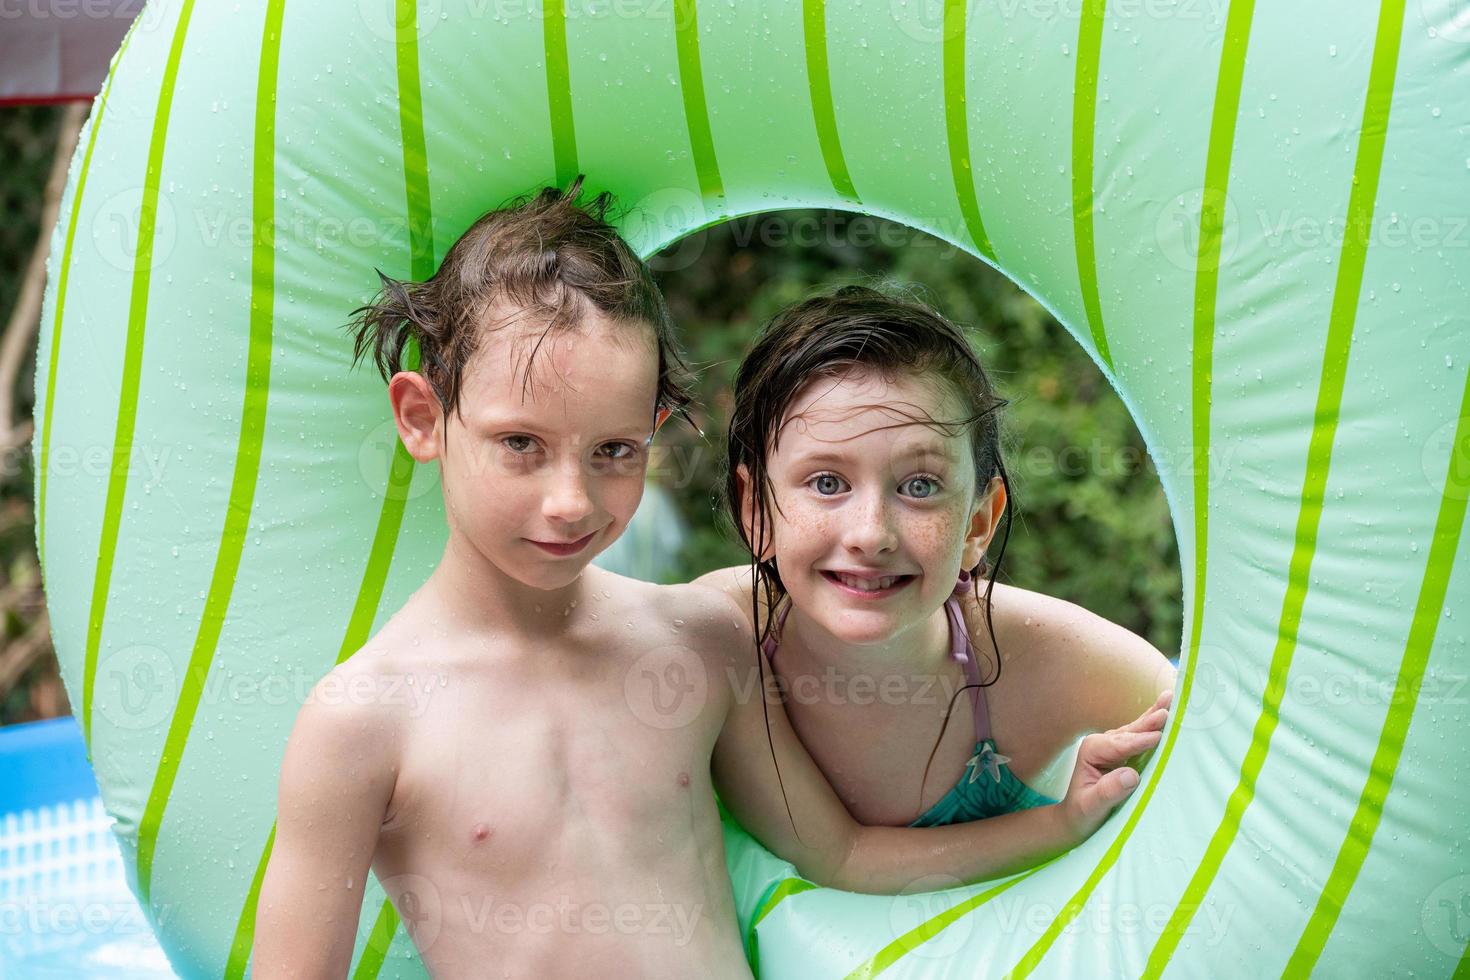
[{"xmin": 35, "ymin": 0, "xmax": 1469, "ymax": 976}]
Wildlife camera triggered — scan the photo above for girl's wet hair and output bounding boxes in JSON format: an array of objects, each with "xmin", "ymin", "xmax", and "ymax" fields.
[
  {"xmin": 719, "ymin": 282, "xmax": 1014, "ymax": 820},
  {"xmin": 346, "ymin": 174, "xmax": 693, "ymax": 437}
]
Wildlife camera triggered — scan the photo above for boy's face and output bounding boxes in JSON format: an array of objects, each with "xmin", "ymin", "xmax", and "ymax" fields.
[{"xmin": 394, "ymin": 305, "xmax": 662, "ymax": 591}]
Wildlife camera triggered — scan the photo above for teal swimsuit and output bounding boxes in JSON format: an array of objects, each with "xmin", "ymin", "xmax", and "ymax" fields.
[{"xmin": 761, "ymin": 572, "xmax": 1058, "ymax": 828}]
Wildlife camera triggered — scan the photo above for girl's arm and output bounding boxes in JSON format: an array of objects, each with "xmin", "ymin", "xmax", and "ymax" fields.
[{"xmin": 699, "ymin": 586, "xmax": 1166, "ymax": 895}]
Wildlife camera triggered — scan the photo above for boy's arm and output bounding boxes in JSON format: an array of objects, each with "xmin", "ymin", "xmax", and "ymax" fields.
[
  {"xmin": 703, "ymin": 593, "xmax": 1163, "ymax": 895},
  {"xmin": 253, "ymin": 666, "xmax": 400, "ymax": 978}
]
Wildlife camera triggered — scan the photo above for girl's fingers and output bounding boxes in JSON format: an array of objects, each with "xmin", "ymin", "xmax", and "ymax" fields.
[
  {"xmin": 1090, "ymin": 765, "xmax": 1142, "ymax": 812},
  {"xmin": 1115, "ymin": 706, "xmax": 1169, "ymax": 734},
  {"xmin": 1086, "ymin": 729, "xmax": 1161, "ymax": 765}
]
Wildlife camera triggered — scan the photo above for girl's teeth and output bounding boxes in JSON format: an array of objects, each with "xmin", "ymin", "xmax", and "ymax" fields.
[{"xmin": 838, "ymin": 573, "xmax": 897, "ymax": 591}]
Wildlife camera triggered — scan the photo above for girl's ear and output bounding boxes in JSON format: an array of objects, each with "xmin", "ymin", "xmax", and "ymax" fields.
[
  {"xmin": 961, "ymin": 475, "xmax": 1007, "ymax": 570},
  {"xmin": 736, "ymin": 463, "xmax": 776, "ymax": 562}
]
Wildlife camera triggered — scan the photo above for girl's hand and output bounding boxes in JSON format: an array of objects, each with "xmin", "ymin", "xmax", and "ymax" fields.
[{"xmin": 1056, "ymin": 688, "xmax": 1172, "ymax": 843}]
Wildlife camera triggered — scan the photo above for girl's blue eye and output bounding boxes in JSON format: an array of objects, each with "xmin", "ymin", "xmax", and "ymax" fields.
[
  {"xmin": 901, "ymin": 476, "xmax": 942, "ymax": 499},
  {"xmin": 810, "ymin": 473, "xmax": 848, "ymax": 496}
]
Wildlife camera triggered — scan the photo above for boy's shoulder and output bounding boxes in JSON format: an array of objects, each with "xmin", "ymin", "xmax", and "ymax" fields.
[
  {"xmin": 591, "ymin": 566, "xmax": 754, "ymax": 653},
  {"xmin": 302, "ymin": 604, "xmax": 442, "ymax": 731}
]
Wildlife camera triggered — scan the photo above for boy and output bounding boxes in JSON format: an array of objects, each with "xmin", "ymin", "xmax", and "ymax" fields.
[{"xmin": 252, "ymin": 179, "xmax": 1167, "ymax": 978}]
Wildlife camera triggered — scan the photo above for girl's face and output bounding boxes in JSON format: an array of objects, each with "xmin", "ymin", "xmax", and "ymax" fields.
[{"xmin": 741, "ymin": 365, "xmax": 1001, "ymax": 649}]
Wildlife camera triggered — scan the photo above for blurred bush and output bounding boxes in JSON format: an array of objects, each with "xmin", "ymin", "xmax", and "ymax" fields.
[
  {"xmin": 1, "ymin": 105, "xmax": 66, "ymax": 725},
  {"xmin": 649, "ymin": 210, "xmax": 1182, "ymax": 656}
]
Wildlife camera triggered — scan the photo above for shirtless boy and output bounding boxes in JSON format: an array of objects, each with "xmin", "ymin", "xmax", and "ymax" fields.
[{"xmin": 251, "ymin": 179, "xmax": 1169, "ymax": 979}]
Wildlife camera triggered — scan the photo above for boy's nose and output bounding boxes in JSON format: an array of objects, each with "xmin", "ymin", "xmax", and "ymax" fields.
[{"xmin": 542, "ymin": 463, "xmax": 596, "ymax": 525}]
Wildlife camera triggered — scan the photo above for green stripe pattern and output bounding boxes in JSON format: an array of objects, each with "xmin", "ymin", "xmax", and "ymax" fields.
[
  {"xmin": 36, "ymin": 20, "xmax": 141, "ymax": 576},
  {"xmin": 80, "ymin": 0, "xmax": 199, "ymax": 751},
  {"xmin": 1143, "ymin": 2, "xmax": 1405, "ymax": 972},
  {"xmin": 133, "ymin": 0, "xmax": 288, "ymax": 906},
  {"xmin": 943, "ymin": 0, "xmax": 994, "ymax": 262},
  {"xmin": 673, "ymin": 0, "xmax": 724, "ymax": 201},
  {"xmin": 845, "ymin": 865, "xmax": 1047, "ymax": 979},
  {"xmin": 1285, "ymin": 360, "xmax": 1469, "ymax": 973},
  {"xmin": 228, "ymin": 0, "xmax": 435, "ymax": 970},
  {"xmin": 1003, "ymin": 3, "xmax": 1257, "ymax": 973},
  {"xmin": 803, "ymin": 0, "xmax": 859, "ymax": 202},
  {"xmin": 1070, "ymin": 0, "xmax": 1112, "ymax": 371},
  {"xmin": 544, "ymin": 0, "xmax": 578, "ymax": 186}
]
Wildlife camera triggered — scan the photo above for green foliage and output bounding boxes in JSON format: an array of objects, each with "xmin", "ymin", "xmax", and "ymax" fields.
[{"xmin": 649, "ymin": 210, "xmax": 1182, "ymax": 657}]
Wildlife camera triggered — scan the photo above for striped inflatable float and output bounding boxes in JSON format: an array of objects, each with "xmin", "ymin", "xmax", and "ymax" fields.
[{"xmin": 34, "ymin": 0, "xmax": 1469, "ymax": 976}]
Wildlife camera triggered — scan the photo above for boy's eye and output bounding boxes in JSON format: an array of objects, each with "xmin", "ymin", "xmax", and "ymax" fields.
[
  {"xmin": 502, "ymin": 435, "xmax": 539, "ymax": 454},
  {"xmin": 901, "ymin": 476, "xmax": 942, "ymax": 499},
  {"xmin": 809, "ymin": 473, "xmax": 849, "ymax": 496},
  {"xmin": 595, "ymin": 442, "xmax": 637, "ymax": 460}
]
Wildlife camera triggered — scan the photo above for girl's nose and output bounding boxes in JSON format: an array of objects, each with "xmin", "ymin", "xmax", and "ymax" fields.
[{"xmin": 843, "ymin": 492, "xmax": 898, "ymax": 555}]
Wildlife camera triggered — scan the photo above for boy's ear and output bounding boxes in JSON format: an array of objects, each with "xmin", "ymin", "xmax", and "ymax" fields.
[
  {"xmin": 652, "ymin": 406, "xmax": 672, "ymax": 438},
  {"xmin": 389, "ymin": 371, "xmax": 442, "ymax": 462},
  {"xmin": 961, "ymin": 475, "xmax": 1007, "ymax": 570},
  {"xmin": 735, "ymin": 463, "xmax": 776, "ymax": 562}
]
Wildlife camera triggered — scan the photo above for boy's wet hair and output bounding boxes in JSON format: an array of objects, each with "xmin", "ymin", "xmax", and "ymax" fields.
[
  {"xmin": 720, "ymin": 283, "xmax": 1014, "ymax": 818},
  {"xmin": 347, "ymin": 175, "xmax": 693, "ymax": 432}
]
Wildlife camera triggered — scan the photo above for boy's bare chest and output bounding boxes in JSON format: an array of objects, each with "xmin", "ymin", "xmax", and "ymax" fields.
[{"xmin": 375, "ymin": 645, "xmax": 725, "ymax": 874}]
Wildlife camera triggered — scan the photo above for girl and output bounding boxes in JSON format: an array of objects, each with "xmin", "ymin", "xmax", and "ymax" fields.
[{"xmin": 697, "ymin": 285, "xmax": 1176, "ymax": 828}]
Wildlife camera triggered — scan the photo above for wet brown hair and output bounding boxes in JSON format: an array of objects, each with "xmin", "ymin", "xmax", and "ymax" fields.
[
  {"xmin": 346, "ymin": 175, "xmax": 693, "ymax": 440},
  {"xmin": 720, "ymin": 282, "xmax": 1014, "ymax": 821}
]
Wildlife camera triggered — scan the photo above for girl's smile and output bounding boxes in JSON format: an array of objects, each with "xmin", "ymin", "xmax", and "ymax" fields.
[{"xmin": 748, "ymin": 365, "xmax": 995, "ymax": 656}]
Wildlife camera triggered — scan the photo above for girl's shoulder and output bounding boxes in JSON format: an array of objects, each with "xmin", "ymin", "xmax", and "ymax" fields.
[{"xmin": 958, "ymin": 581, "xmax": 1176, "ymax": 734}]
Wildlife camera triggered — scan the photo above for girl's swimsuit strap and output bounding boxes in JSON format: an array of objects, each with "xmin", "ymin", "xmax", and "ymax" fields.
[{"xmin": 759, "ymin": 572, "xmax": 993, "ymax": 744}]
